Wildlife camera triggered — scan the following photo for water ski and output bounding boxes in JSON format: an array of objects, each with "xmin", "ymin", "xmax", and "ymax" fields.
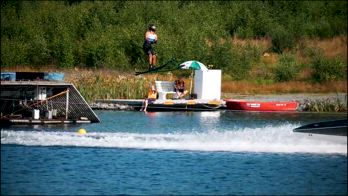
[
  {"xmin": 135, "ymin": 66, "xmax": 163, "ymax": 75},
  {"xmin": 135, "ymin": 58, "xmax": 176, "ymax": 76}
]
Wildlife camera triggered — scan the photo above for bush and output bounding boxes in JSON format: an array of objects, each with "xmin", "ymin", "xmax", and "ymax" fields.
[
  {"xmin": 1, "ymin": 38, "xmax": 29, "ymax": 66},
  {"xmin": 206, "ymin": 39, "xmax": 259, "ymax": 80},
  {"xmin": 1, "ymin": 1, "xmax": 346, "ymax": 72},
  {"xmin": 311, "ymin": 55, "xmax": 347, "ymax": 83},
  {"xmin": 273, "ymin": 54, "xmax": 299, "ymax": 82},
  {"xmin": 269, "ymin": 25, "xmax": 295, "ymax": 53}
]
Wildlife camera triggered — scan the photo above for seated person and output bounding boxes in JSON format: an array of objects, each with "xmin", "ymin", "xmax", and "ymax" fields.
[
  {"xmin": 174, "ymin": 79, "xmax": 188, "ymax": 99},
  {"xmin": 140, "ymin": 85, "xmax": 157, "ymax": 112}
]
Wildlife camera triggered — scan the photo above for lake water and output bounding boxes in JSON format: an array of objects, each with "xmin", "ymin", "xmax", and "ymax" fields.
[{"xmin": 1, "ymin": 110, "xmax": 347, "ymax": 195}]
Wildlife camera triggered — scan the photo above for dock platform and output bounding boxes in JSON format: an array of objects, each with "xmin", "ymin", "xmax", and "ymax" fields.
[
  {"xmin": 1, "ymin": 118, "xmax": 91, "ymax": 125},
  {"xmin": 1, "ymin": 75, "xmax": 100, "ymax": 125},
  {"xmin": 92, "ymin": 99, "xmax": 226, "ymax": 111}
]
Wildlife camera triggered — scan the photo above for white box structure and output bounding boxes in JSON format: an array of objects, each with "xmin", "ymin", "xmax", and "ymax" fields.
[
  {"xmin": 35, "ymin": 87, "xmax": 47, "ymax": 100},
  {"xmin": 33, "ymin": 109, "xmax": 40, "ymax": 119},
  {"xmin": 194, "ymin": 69, "xmax": 221, "ymax": 100}
]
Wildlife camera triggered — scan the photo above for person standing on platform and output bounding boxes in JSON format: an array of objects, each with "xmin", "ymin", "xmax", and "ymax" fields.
[{"xmin": 143, "ymin": 24, "xmax": 158, "ymax": 70}]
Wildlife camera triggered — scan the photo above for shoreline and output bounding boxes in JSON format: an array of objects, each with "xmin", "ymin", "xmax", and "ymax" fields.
[{"xmin": 90, "ymin": 93, "xmax": 347, "ymax": 112}]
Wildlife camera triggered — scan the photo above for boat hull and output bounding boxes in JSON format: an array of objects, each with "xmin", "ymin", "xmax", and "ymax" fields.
[
  {"xmin": 225, "ymin": 99, "xmax": 298, "ymax": 111},
  {"xmin": 294, "ymin": 119, "xmax": 347, "ymax": 136}
]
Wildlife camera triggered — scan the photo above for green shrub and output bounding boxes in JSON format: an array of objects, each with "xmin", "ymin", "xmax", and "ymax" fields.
[
  {"xmin": 223, "ymin": 40, "xmax": 261, "ymax": 80},
  {"xmin": 1, "ymin": 1, "xmax": 346, "ymax": 72},
  {"xmin": 273, "ymin": 54, "xmax": 299, "ymax": 82},
  {"xmin": 207, "ymin": 39, "xmax": 258, "ymax": 81},
  {"xmin": 311, "ymin": 55, "xmax": 347, "ymax": 83},
  {"xmin": 1, "ymin": 38, "xmax": 29, "ymax": 66},
  {"xmin": 253, "ymin": 62, "xmax": 275, "ymax": 81},
  {"xmin": 270, "ymin": 25, "xmax": 295, "ymax": 54}
]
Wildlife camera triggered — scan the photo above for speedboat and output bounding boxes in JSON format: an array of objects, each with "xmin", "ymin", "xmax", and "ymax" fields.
[{"xmin": 293, "ymin": 119, "xmax": 347, "ymax": 136}]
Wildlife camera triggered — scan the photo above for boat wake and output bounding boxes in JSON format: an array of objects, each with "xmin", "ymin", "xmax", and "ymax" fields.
[{"xmin": 1, "ymin": 124, "xmax": 347, "ymax": 154}]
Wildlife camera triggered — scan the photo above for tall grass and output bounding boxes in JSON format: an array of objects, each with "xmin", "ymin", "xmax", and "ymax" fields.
[
  {"xmin": 68, "ymin": 68, "xmax": 345, "ymax": 103},
  {"xmin": 64, "ymin": 69, "xmax": 193, "ymax": 102},
  {"xmin": 302, "ymin": 96, "xmax": 347, "ymax": 112},
  {"xmin": 221, "ymin": 81, "xmax": 347, "ymax": 95},
  {"xmin": 2, "ymin": 65, "xmax": 347, "ymax": 103},
  {"xmin": 66, "ymin": 69, "xmax": 147, "ymax": 101}
]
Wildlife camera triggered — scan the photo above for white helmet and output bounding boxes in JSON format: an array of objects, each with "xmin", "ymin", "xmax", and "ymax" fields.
[{"xmin": 149, "ymin": 24, "xmax": 156, "ymax": 31}]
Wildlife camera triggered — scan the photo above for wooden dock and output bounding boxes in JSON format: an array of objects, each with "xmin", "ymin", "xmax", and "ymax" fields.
[
  {"xmin": 1, "ymin": 77, "xmax": 100, "ymax": 124},
  {"xmin": 92, "ymin": 99, "xmax": 226, "ymax": 111},
  {"xmin": 3, "ymin": 119, "xmax": 91, "ymax": 125}
]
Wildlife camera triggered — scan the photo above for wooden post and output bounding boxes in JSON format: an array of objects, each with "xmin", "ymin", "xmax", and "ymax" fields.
[
  {"xmin": 65, "ymin": 89, "xmax": 69, "ymax": 120},
  {"xmin": 189, "ymin": 71, "xmax": 194, "ymax": 95}
]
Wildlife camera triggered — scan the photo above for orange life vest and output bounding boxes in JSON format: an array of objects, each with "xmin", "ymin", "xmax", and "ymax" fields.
[{"xmin": 148, "ymin": 91, "xmax": 157, "ymax": 99}]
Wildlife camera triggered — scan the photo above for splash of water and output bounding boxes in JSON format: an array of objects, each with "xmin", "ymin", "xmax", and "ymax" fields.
[{"xmin": 1, "ymin": 124, "xmax": 346, "ymax": 154}]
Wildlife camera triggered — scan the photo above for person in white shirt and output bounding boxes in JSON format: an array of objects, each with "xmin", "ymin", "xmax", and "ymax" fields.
[{"xmin": 143, "ymin": 24, "xmax": 158, "ymax": 69}]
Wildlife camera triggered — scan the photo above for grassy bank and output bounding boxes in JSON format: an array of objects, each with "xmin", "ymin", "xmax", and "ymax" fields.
[
  {"xmin": 3, "ymin": 65, "xmax": 346, "ymax": 101},
  {"xmin": 222, "ymin": 81, "xmax": 347, "ymax": 94},
  {"xmin": 3, "ymin": 66, "xmax": 347, "ymax": 112},
  {"xmin": 2, "ymin": 35, "xmax": 346, "ymax": 106},
  {"xmin": 62, "ymin": 70, "xmax": 348, "ymax": 113}
]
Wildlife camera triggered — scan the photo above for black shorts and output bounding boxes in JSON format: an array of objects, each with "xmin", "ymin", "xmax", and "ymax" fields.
[
  {"xmin": 143, "ymin": 41, "xmax": 156, "ymax": 55},
  {"xmin": 147, "ymin": 98, "xmax": 156, "ymax": 104}
]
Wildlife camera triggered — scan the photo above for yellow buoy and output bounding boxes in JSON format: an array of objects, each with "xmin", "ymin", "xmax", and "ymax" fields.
[{"xmin": 78, "ymin": 128, "xmax": 87, "ymax": 135}]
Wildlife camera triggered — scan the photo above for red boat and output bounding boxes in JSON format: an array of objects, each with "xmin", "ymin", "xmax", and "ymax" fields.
[{"xmin": 225, "ymin": 99, "xmax": 299, "ymax": 111}]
